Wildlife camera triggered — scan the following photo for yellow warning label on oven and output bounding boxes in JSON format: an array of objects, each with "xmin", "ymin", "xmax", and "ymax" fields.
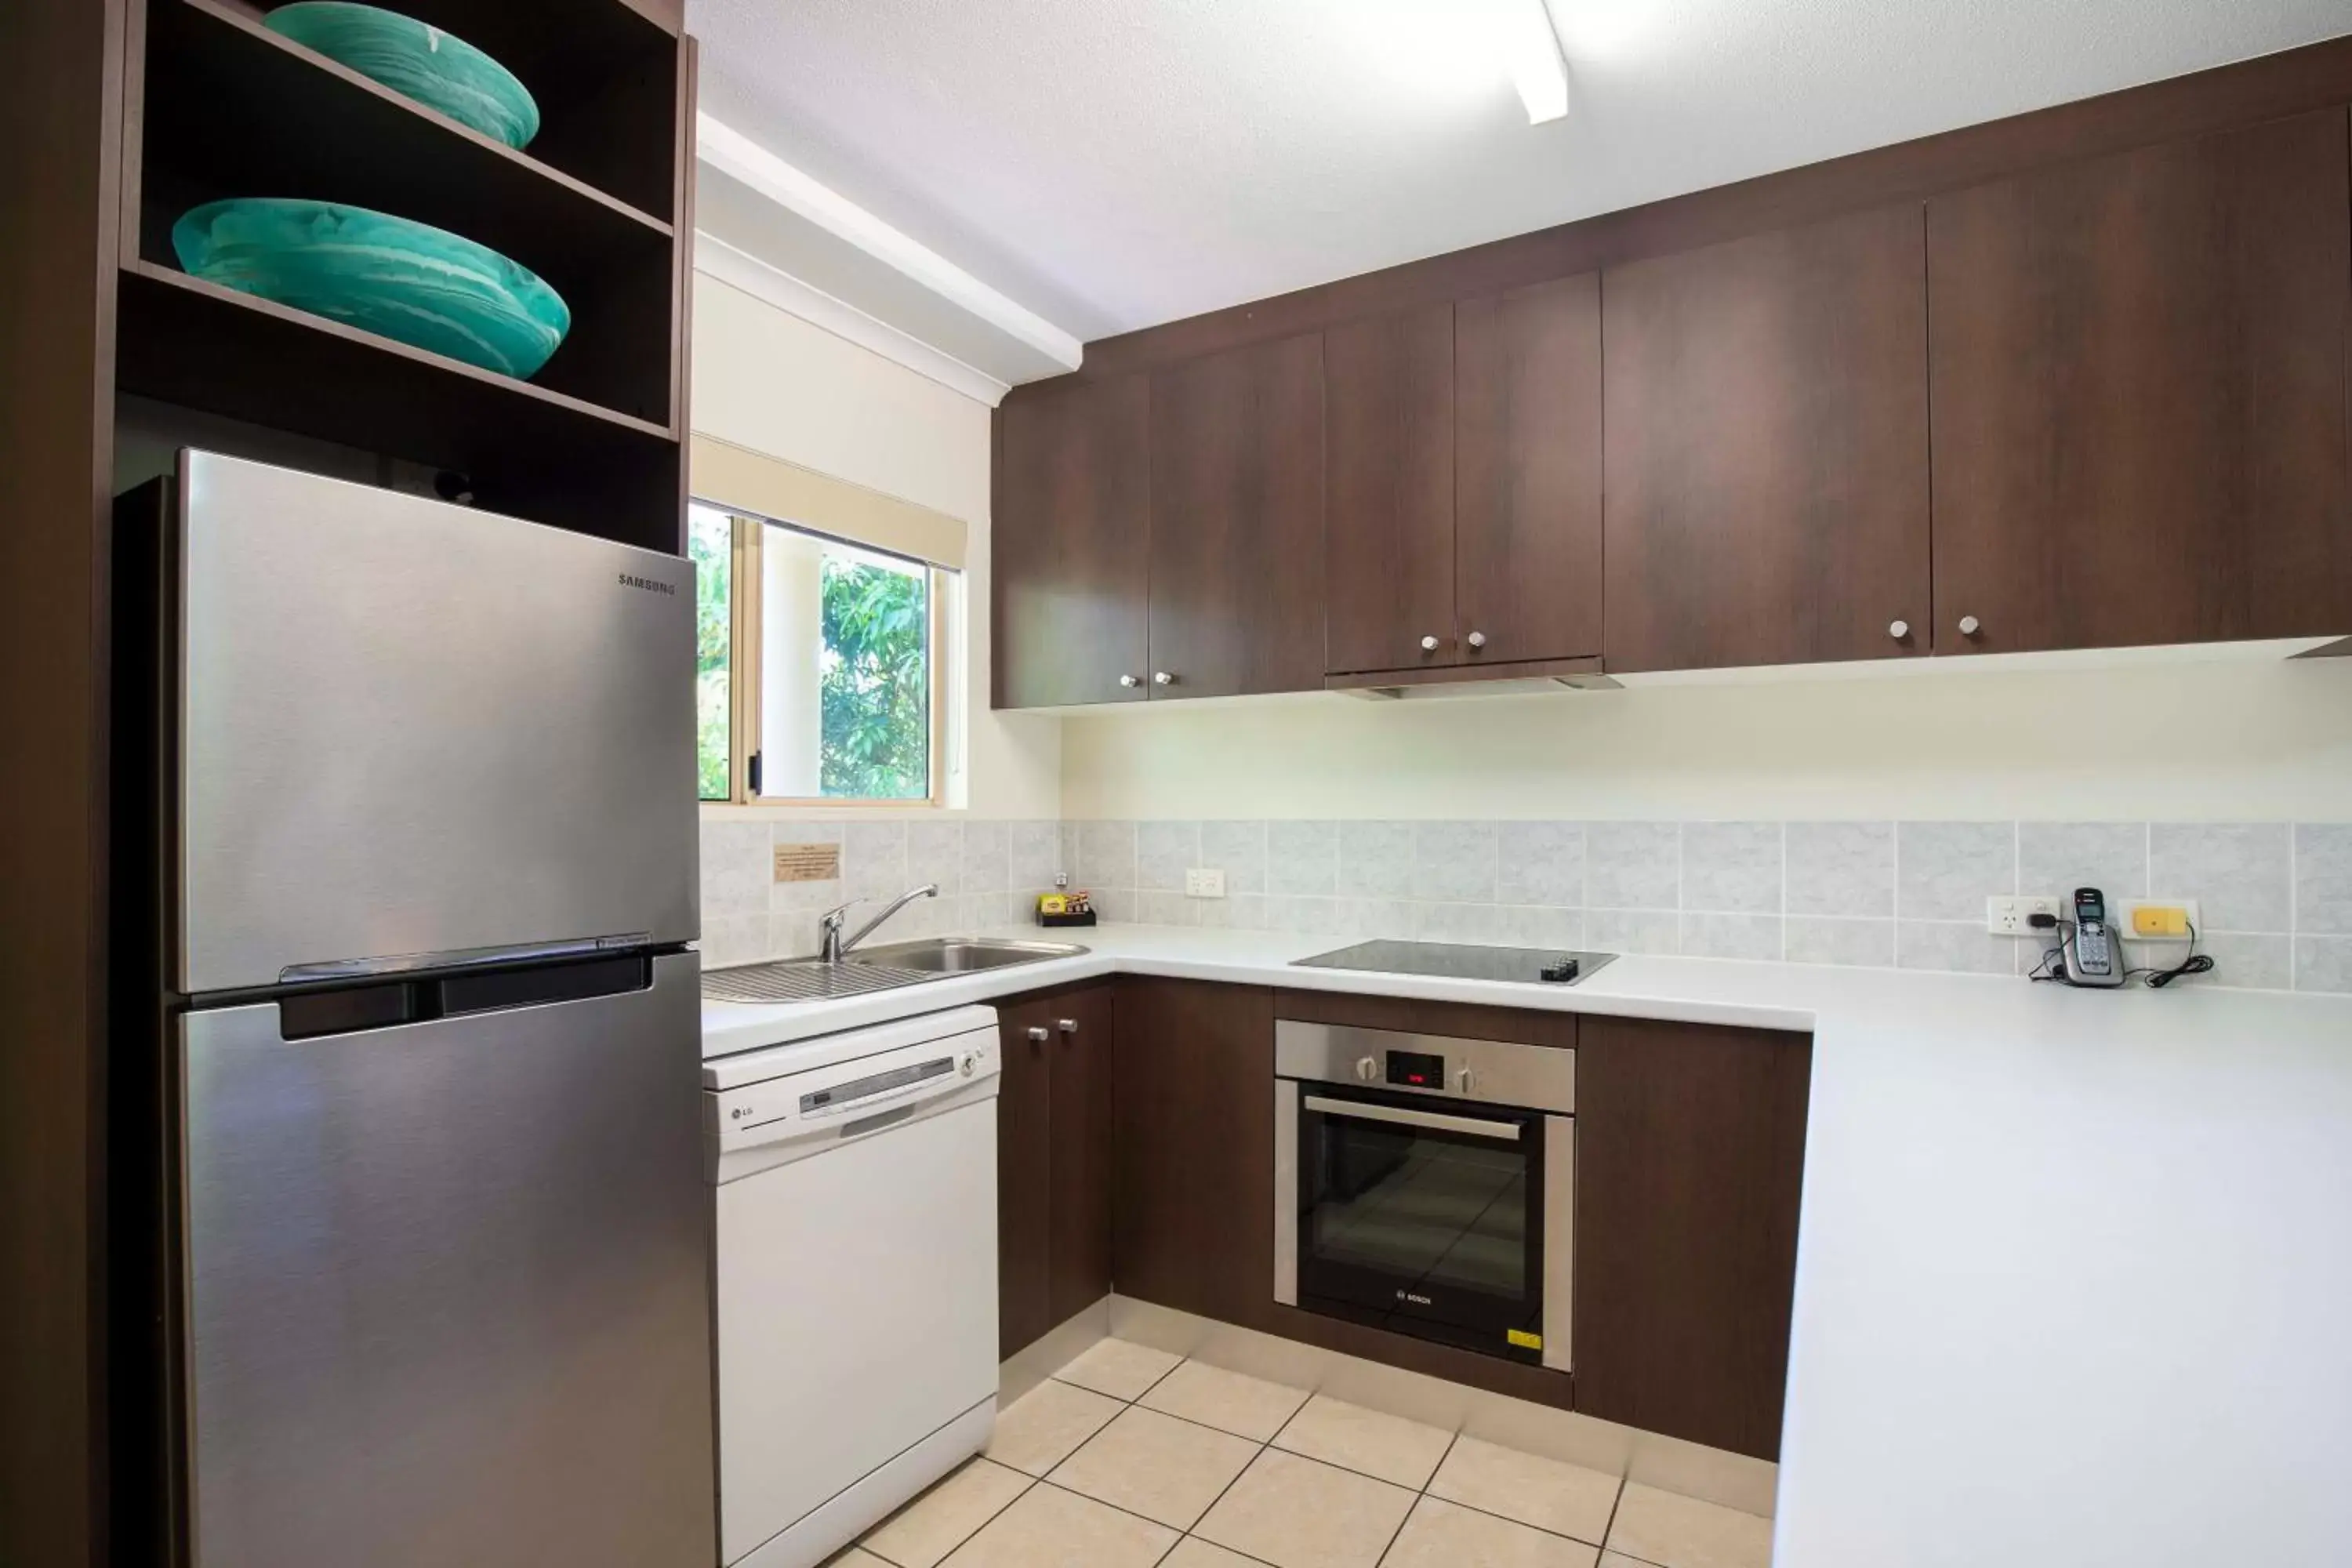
[{"xmin": 1507, "ymin": 1330, "xmax": 1544, "ymax": 1349}]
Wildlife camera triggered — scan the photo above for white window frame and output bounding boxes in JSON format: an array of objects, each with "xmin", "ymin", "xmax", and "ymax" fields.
[{"xmin": 704, "ymin": 505, "xmax": 953, "ymax": 809}]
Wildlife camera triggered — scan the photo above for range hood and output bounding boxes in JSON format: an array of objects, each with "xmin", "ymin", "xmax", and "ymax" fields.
[{"xmin": 1327, "ymin": 656, "xmax": 1623, "ymax": 700}]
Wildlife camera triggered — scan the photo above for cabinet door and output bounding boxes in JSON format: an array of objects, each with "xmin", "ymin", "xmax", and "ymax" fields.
[
  {"xmin": 1928, "ymin": 109, "xmax": 2352, "ymax": 654},
  {"xmin": 996, "ymin": 997, "xmax": 1055, "ymax": 1359},
  {"xmin": 993, "ymin": 375, "xmax": 1152, "ymax": 707},
  {"xmin": 1603, "ymin": 205, "xmax": 1932, "ymax": 673},
  {"xmin": 1148, "ymin": 335, "xmax": 1327, "ymax": 698},
  {"xmin": 1111, "ymin": 979, "xmax": 1275, "ymax": 1325},
  {"xmin": 1455, "ymin": 274, "xmax": 1604, "ymax": 665},
  {"xmin": 1047, "ymin": 984, "xmax": 1116, "ymax": 1325},
  {"xmin": 1325, "ymin": 304, "xmax": 1457, "ymax": 673},
  {"xmin": 1574, "ymin": 1017, "xmax": 1811, "ymax": 1461}
]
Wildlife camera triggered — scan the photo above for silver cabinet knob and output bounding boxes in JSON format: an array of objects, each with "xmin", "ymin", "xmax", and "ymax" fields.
[
  {"xmin": 1055, "ymin": 1018, "xmax": 1079, "ymax": 1035},
  {"xmin": 1889, "ymin": 619, "xmax": 1910, "ymax": 641},
  {"xmin": 1118, "ymin": 673, "xmax": 1139, "ymax": 688},
  {"xmin": 1420, "ymin": 634, "xmax": 1440, "ymax": 652},
  {"xmin": 1356, "ymin": 1056, "xmax": 1378, "ymax": 1082},
  {"xmin": 1153, "ymin": 671, "xmax": 1174, "ymax": 686},
  {"xmin": 1958, "ymin": 615, "xmax": 1982, "ymax": 637},
  {"xmin": 1466, "ymin": 630, "xmax": 1487, "ymax": 649},
  {"xmin": 1025, "ymin": 1025, "xmax": 1050, "ymax": 1043},
  {"xmin": 1457, "ymin": 1066, "xmax": 1477, "ymax": 1095}
]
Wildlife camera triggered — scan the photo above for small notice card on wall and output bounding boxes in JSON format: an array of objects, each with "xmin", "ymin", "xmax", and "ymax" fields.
[{"xmin": 773, "ymin": 843, "xmax": 842, "ymax": 884}]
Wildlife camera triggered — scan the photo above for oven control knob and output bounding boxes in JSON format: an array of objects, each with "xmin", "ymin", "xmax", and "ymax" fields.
[
  {"xmin": 1456, "ymin": 1067, "xmax": 1477, "ymax": 1096},
  {"xmin": 960, "ymin": 1052, "xmax": 978, "ymax": 1078},
  {"xmin": 1356, "ymin": 1056, "xmax": 1378, "ymax": 1083}
]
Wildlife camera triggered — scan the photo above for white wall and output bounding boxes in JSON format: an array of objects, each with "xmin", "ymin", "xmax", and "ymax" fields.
[
  {"xmin": 691, "ymin": 273, "xmax": 1059, "ymax": 819},
  {"xmin": 1061, "ymin": 655, "xmax": 2352, "ymax": 822}
]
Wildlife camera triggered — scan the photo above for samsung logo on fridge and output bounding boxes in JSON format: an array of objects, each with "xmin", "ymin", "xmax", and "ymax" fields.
[{"xmin": 618, "ymin": 572, "xmax": 677, "ymax": 597}]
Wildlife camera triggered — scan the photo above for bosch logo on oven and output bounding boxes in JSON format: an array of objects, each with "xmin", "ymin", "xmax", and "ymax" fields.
[{"xmin": 1396, "ymin": 1290, "xmax": 1433, "ymax": 1305}]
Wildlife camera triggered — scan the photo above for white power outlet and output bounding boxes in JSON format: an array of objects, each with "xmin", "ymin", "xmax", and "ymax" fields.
[
  {"xmin": 1987, "ymin": 895, "xmax": 2064, "ymax": 937},
  {"xmin": 1185, "ymin": 866, "xmax": 1227, "ymax": 899}
]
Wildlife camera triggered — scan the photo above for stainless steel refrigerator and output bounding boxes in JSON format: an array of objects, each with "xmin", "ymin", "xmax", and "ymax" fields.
[{"xmin": 146, "ymin": 452, "xmax": 715, "ymax": 1566}]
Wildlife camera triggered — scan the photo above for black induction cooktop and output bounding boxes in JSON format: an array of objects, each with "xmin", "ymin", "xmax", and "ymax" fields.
[{"xmin": 1290, "ymin": 940, "xmax": 1617, "ymax": 986}]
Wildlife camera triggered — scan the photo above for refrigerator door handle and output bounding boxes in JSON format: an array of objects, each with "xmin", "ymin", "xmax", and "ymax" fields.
[{"xmin": 276, "ymin": 932, "xmax": 652, "ymax": 987}]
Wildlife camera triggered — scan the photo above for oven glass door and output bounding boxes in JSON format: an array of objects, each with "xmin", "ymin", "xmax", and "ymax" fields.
[{"xmin": 1294, "ymin": 1085, "xmax": 1545, "ymax": 1363}]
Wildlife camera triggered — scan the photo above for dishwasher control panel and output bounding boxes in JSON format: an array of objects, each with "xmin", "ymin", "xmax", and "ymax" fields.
[{"xmin": 706, "ymin": 1023, "xmax": 1001, "ymax": 1181}]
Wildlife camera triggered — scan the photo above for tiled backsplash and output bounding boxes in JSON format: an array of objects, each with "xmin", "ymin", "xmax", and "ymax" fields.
[
  {"xmin": 699, "ymin": 818, "xmax": 1069, "ymax": 971},
  {"xmin": 701, "ymin": 817, "xmax": 2352, "ymax": 993}
]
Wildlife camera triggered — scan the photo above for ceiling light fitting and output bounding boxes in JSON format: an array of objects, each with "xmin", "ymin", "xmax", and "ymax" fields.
[{"xmin": 1504, "ymin": 2, "xmax": 1570, "ymax": 123}]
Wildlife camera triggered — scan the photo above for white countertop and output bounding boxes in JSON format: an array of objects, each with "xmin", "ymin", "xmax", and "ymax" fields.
[{"xmin": 702, "ymin": 925, "xmax": 2352, "ymax": 1567}]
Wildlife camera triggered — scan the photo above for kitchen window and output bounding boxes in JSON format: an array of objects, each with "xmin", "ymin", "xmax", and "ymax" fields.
[{"xmin": 692, "ymin": 499, "xmax": 959, "ymax": 805}]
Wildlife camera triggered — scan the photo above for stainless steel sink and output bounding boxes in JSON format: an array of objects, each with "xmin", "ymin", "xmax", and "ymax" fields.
[
  {"xmin": 847, "ymin": 937, "xmax": 1091, "ymax": 974},
  {"xmin": 702, "ymin": 938, "xmax": 1089, "ymax": 1004}
]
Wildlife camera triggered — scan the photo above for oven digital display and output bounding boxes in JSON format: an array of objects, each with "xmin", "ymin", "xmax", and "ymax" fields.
[{"xmin": 1385, "ymin": 1049, "xmax": 1446, "ymax": 1089}]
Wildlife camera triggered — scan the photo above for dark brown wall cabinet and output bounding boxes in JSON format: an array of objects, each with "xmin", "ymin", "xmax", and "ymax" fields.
[
  {"xmin": 1324, "ymin": 303, "xmax": 1457, "ymax": 674},
  {"xmin": 1603, "ymin": 205, "xmax": 1933, "ymax": 673},
  {"xmin": 1111, "ymin": 978, "xmax": 1276, "ymax": 1326},
  {"xmin": 1148, "ymin": 332, "xmax": 1329, "ymax": 699},
  {"xmin": 1573, "ymin": 1016, "xmax": 1812, "ymax": 1461},
  {"xmin": 1927, "ymin": 108, "xmax": 2352, "ymax": 654},
  {"xmin": 1324, "ymin": 279, "xmax": 1604, "ymax": 675},
  {"xmin": 995, "ymin": 982, "xmax": 1116, "ymax": 1359},
  {"xmin": 993, "ymin": 375, "xmax": 1152, "ymax": 708},
  {"xmin": 1454, "ymin": 274, "xmax": 1606, "ymax": 667}
]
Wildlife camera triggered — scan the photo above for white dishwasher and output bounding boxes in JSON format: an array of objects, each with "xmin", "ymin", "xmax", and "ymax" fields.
[{"xmin": 705, "ymin": 1004, "xmax": 1003, "ymax": 1568}]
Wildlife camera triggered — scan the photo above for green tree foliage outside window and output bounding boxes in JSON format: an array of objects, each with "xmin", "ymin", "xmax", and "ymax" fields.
[
  {"xmin": 820, "ymin": 559, "xmax": 929, "ymax": 800},
  {"xmin": 688, "ymin": 512, "xmax": 731, "ymax": 800}
]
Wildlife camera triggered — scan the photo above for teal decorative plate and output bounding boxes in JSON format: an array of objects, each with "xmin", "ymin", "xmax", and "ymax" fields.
[
  {"xmin": 265, "ymin": 2, "xmax": 540, "ymax": 149},
  {"xmin": 173, "ymin": 198, "xmax": 571, "ymax": 380}
]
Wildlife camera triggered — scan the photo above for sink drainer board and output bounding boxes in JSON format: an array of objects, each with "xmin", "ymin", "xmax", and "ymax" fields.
[{"xmin": 702, "ymin": 961, "xmax": 938, "ymax": 1004}]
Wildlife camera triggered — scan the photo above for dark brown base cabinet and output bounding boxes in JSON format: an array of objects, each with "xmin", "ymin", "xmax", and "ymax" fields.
[
  {"xmin": 996, "ymin": 982, "xmax": 1116, "ymax": 1358},
  {"xmin": 1094, "ymin": 979, "xmax": 1812, "ymax": 1462},
  {"xmin": 1573, "ymin": 1017, "xmax": 1813, "ymax": 1461},
  {"xmin": 1109, "ymin": 979, "xmax": 1279, "ymax": 1327}
]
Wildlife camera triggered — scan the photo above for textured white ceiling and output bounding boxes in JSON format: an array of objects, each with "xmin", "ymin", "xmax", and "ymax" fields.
[{"xmin": 686, "ymin": 0, "xmax": 2352, "ymax": 342}]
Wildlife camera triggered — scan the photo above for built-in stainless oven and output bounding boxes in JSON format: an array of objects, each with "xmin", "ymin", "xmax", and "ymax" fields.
[{"xmin": 1275, "ymin": 1021, "xmax": 1573, "ymax": 1371}]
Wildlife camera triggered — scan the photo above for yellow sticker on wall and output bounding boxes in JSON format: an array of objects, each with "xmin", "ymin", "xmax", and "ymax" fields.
[{"xmin": 1507, "ymin": 1329, "xmax": 1544, "ymax": 1350}]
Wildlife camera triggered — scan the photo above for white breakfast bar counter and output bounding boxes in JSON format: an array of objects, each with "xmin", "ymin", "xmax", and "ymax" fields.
[{"xmin": 702, "ymin": 924, "xmax": 2352, "ymax": 1568}]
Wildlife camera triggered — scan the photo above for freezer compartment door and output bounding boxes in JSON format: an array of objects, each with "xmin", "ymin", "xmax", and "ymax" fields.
[
  {"xmin": 179, "ymin": 951, "xmax": 715, "ymax": 1568},
  {"xmin": 175, "ymin": 450, "xmax": 696, "ymax": 993}
]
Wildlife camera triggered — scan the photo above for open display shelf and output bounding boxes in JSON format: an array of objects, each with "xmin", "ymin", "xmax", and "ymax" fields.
[{"xmin": 117, "ymin": 0, "xmax": 692, "ymax": 550}]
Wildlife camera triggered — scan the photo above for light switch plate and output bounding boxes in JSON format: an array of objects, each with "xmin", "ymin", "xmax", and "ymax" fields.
[
  {"xmin": 1987, "ymin": 895, "xmax": 2064, "ymax": 936},
  {"xmin": 1185, "ymin": 867, "xmax": 1226, "ymax": 899}
]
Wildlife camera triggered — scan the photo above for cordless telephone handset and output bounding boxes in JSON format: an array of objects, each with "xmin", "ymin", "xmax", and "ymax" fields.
[{"xmin": 2063, "ymin": 887, "xmax": 2126, "ymax": 987}]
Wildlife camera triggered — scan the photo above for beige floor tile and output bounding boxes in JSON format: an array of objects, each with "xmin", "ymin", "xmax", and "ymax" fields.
[
  {"xmin": 1193, "ymin": 1447, "xmax": 1416, "ymax": 1568},
  {"xmin": 1046, "ymin": 1405, "xmax": 1258, "ymax": 1530},
  {"xmin": 822, "ymin": 1549, "xmax": 891, "ymax": 1567},
  {"xmin": 1271, "ymin": 1394, "xmax": 1454, "ymax": 1490},
  {"xmin": 1138, "ymin": 1359, "xmax": 1311, "ymax": 1441},
  {"xmin": 1163, "ymin": 1540, "xmax": 1265, "ymax": 1567},
  {"xmin": 1604, "ymin": 1483, "xmax": 1772, "ymax": 1568},
  {"xmin": 859, "ymin": 1457, "xmax": 1032, "ymax": 1568},
  {"xmin": 1385, "ymin": 1497, "xmax": 1602, "ymax": 1568},
  {"xmin": 1054, "ymin": 1337, "xmax": 1184, "ymax": 1401},
  {"xmin": 1428, "ymin": 1435, "xmax": 1620, "ymax": 1545},
  {"xmin": 936, "ymin": 1482, "xmax": 1177, "ymax": 1568},
  {"xmin": 986, "ymin": 1378, "xmax": 1126, "ymax": 1475}
]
